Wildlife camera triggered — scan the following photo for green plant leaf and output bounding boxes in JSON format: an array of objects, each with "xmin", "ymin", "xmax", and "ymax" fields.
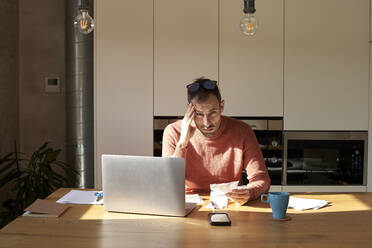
[
  {"xmin": 45, "ymin": 150, "xmax": 61, "ymax": 162},
  {"xmin": 55, "ymin": 161, "xmax": 79, "ymax": 174},
  {"xmin": 51, "ymin": 172, "xmax": 68, "ymax": 182},
  {"xmin": 0, "ymin": 152, "xmax": 14, "ymax": 164},
  {"xmin": 0, "ymin": 141, "xmax": 79, "ymax": 226},
  {"xmin": 38, "ymin": 142, "xmax": 49, "ymax": 151},
  {"xmin": 41, "ymin": 181, "xmax": 54, "ymax": 198},
  {"xmin": 10, "ymin": 175, "xmax": 29, "ymax": 192},
  {"xmin": 0, "ymin": 160, "xmax": 16, "ymax": 174},
  {"xmin": 0, "ymin": 170, "xmax": 22, "ymax": 188}
]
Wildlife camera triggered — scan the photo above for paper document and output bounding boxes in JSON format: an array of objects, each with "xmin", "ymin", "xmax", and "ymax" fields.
[
  {"xmin": 56, "ymin": 190, "xmax": 103, "ymax": 205},
  {"xmin": 207, "ymin": 181, "xmax": 240, "ymax": 209},
  {"xmin": 205, "ymin": 201, "xmax": 221, "ymax": 210},
  {"xmin": 210, "ymin": 181, "xmax": 239, "ymax": 193},
  {"xmin": 23, "ymin": 199, "xmax": 69, "ymax": 217},
  {"xmin": 288, "ymin": 197, "xmax": 328, "ymax": 210},
  {"xmin": 185, "ymin": 194, "xmax": 205, "ymax": 205}
]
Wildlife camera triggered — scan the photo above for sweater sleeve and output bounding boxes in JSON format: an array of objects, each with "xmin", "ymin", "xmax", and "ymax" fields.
[
  {"xmin": 162, "ymin": 123, "xmax": 187, "ymax": 158},
  {"xmin": 243, "ymin": 128, "xmax": 271, "ymax": 201}
]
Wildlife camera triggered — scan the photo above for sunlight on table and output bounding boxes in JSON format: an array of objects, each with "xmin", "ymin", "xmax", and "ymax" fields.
[{"xmin": 77, "ymin": 193, "xmax": 372, "ymax": 221}]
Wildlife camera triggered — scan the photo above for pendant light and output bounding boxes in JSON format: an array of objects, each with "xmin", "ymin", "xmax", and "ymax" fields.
[
  {"xmin": 240, "ymin": 0, "xmax": 258, "ymax": 36},
  {"xmin": 73, "ymin": 0, "xmax": 95, "ymax": 34}
]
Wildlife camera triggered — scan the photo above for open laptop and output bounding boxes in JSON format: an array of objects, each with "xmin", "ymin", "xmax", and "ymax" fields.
[{"xmin": 102, "ymin": 154, "xmax": 196, "ymax": 217}]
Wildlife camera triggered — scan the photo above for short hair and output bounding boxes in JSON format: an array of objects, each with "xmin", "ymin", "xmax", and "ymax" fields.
[{"xmin": 187, "ymin": 77, "xmax": 221, "ymax": 104}]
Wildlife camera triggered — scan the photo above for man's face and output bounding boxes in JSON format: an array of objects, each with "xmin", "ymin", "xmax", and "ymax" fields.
[{"xmin": 189, "ymin": 94, "xmax": 224, "ymax": 138}]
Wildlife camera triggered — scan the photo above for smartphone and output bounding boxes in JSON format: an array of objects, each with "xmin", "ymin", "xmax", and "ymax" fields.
[{"xmin": 208, "ymin": 213, "xmax": 231, "ymax": 226}]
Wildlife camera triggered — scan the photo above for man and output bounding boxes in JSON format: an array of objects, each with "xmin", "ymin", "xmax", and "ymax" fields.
[{"xmin": 162, "ymin": 77, "xmax": 270, "ymax": 205}]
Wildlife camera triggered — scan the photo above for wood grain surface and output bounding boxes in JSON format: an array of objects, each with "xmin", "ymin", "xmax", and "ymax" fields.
[{"xmin": 1, "ymin": 188, "xmax": 372, "ymax": 248}]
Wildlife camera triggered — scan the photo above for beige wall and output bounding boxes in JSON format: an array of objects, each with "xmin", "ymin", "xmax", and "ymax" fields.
[
  {"xmin": 19, "ymin": 0, "xmax": 66, "ymax": 158},
  {"xmin": 94, "ymin": 0, "xmax": 154, "ymax": 188}
]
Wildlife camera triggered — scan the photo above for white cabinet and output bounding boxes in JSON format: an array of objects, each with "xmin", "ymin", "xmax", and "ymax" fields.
[
  {"xmin": 154, "ymin": 0, "xmax": 218, "ymax": 116},
  {"xmin": 219, "ymin": 0, "xmax": 284, "ymax": 116},
  {"xmin": 370, "ymin": 0, "xmax": 372, "ymax": 41},
  {"xmin": 368, "ymin": 45, "xmax": 372, "ymax": 192},
  {"xmin": 94, "ymin": 0, "xmax": 153, "ymax": 188},
  {"xmin": 284, "ymin": 0, "xmax": 369, "ymax": 130}
]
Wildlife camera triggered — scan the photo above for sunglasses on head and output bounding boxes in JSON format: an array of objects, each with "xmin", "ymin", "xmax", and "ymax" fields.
[{"xmin": 186, "ymin": 80, "xmax": 218, "ymax": 93}]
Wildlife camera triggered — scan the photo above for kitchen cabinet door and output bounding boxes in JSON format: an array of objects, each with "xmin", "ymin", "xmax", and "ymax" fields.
[
  {"xmin": 368, "ymin": 45, "xmax": 372, "ymax": 192},
  {"xmin": 95, "ymin": 0, "xmax": 153, "ymax": 188},
  {"xmin": 219, "ymin": 0, "xmax": 284, "ymax": 116},
  {"xmin": 284, "ymin": 0, "xmax": 369, "ymax": 130},
  {"xmin": 371, "ymin": 0, "xmax": 372, "ymax": 41},
  {"xmin": 154, "ymin": 0, "xmax": 218, "ymax": 116}
]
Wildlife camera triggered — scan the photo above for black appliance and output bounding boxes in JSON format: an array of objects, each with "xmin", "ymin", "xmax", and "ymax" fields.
[{"xmin": 283, "ymin": 131, "xmax": 367, "ymax": 185}]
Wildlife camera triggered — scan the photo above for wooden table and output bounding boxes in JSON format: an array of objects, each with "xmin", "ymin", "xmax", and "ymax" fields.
[{"xmin": 1, "ymin": 188, "xmax": 372, "ymax": 248}]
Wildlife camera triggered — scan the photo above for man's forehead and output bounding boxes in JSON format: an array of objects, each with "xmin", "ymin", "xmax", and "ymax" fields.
[
  {"xmin": 194, "ymin": 106, "xmax": 218, "ymax": 113},
  {"xmin": 192, "ymin": 101, "xmax": 220, "ymax": 113},
  {"xmin": 190, "ymin": 94, "xmax": 220, "ymax": 111}
]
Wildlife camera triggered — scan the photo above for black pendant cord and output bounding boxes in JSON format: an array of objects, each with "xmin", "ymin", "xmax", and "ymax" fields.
[
  {"xmin": 243, "ymin": 0, "xmax": 256, "ymax": 14},
  {"xmin": 79, "ymin": 0, "xmax": 90, "ymax": 10}
]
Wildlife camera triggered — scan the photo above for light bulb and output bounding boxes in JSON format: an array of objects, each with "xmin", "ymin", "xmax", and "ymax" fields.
[
  {"xmin": 74, "ymin": 9, "xmax": 95, "ymax": 34},
  {"xmin": 240, "ymin": 13, "xmax": 258, "ymax": 36}
]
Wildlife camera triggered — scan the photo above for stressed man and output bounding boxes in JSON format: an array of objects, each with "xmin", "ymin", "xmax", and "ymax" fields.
[{"xmin": 162, "ymin": 77, "xmax": 270, "ymax": 205}]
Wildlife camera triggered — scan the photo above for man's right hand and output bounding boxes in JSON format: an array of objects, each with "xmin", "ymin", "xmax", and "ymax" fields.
[{"xmin": 177, "ymin": 104, "xmax": 196, "ymax": 149}]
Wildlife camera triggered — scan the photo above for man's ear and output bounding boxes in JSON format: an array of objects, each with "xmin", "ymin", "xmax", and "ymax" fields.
[{"xmin": 220, "ymin": 100, "xmax": 225, "ymax": 113}]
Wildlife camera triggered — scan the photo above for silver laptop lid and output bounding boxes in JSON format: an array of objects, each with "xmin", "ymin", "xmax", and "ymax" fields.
[{"xmin": 102, "ymin": 154, "xmax": 186, "ymax": 216}]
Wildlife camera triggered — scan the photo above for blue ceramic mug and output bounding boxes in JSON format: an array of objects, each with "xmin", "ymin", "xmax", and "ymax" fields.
[{"xmin": 261, "ymin": 192, "xmax": 290, "ymax": 219}]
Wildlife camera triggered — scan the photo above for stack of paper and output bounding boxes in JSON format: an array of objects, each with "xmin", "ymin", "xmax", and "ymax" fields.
[
  {"xmin": 288, "ymin": 197, "xmax": 329, "ymax": 210},
  {"xmin": 185, "ymin": 194, "xmax": 205, "ymax": 205},
  {"xmin": 56, "ymin": 190, "xmax": 103, "ymax": 205}
]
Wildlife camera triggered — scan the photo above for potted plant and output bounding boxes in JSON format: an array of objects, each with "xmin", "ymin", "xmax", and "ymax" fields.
[{"xmin": 0, "ymin": 141, "xmax": 78, "ymax": 227}]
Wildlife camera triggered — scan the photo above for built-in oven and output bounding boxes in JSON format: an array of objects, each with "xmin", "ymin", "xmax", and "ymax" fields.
[{"xmin": 283, "ymin": 132, "xmax": 367, "ymax": 186}]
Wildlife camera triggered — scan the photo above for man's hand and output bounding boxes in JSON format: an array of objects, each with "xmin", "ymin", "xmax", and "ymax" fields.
[
  {"xmin": 177, "ymin": 104, "xmax": 196, "ymax": 149},
  {"xmin": 226, "ymin": 188, "xmax": 251, "ymax": 206}
]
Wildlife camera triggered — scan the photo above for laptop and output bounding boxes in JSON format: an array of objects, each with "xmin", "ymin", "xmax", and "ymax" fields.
[{"xmin": 101, "ymin": 154, "xmax": 196, "ymax": 217}]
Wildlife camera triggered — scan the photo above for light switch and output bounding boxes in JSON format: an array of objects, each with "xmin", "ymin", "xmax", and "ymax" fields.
[{"xmin": 45, "ymin": 77, "xmax": 60, "ymax": 93}]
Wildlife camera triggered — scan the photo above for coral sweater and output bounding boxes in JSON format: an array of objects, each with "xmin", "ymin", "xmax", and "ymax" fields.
[{"xmin": 162, "ymin": 116, "xmax": 270, "ymax": 201}]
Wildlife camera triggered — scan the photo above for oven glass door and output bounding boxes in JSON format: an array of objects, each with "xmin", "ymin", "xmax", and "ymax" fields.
[
  {"xmin": 255, "ymin": 130, "xmax": 283, "ymax": 185},
  {"xmin": 286, "ymin": 140, "xmax": 364, "ymax": 185}
]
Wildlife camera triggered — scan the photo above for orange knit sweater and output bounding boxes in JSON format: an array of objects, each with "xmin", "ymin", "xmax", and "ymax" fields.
[{"xmin": 162, "ymin": 116, "xmax": 270, "ymax": 200}]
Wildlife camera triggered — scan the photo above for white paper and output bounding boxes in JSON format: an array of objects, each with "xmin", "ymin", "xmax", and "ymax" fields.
[
  {"xmin": 288, "ymin": 197, "xmax": 328, "ymax": 210},
  {"xmin": 210, "ymin": 181, "xmax": 239, "ymax": 194},
  {"xmin": 56, "ymin": 190, "xmax": 103, "ymax": 205},
  {"xmin": 205, "ymin": 194, "xmax": 229, "ymax": 210},
  {"xmin": 206, "ymin": 181, "xmax": 240, "ymax": 209},
  {"xmin": 205, "ymin": 202, "xmax": 214, "ymax": 209},
  {"xmin": 185, "ymin": 194, "xmax": 205, "ymax": 205}
]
